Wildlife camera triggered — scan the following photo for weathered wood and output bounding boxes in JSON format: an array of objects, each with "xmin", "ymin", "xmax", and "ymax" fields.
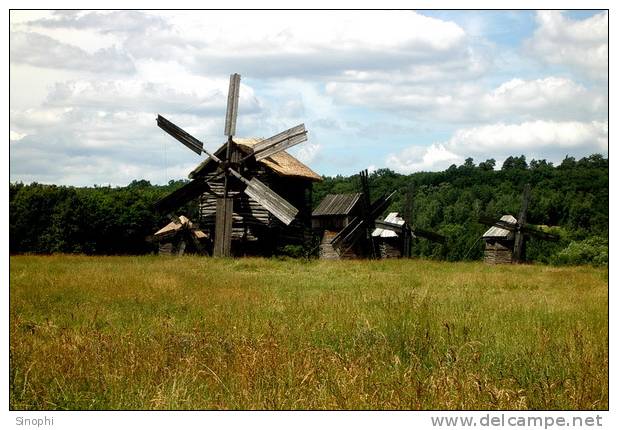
[
  {"xmin": 378, "ymin": 240, "xmax": 401, "ymax": 259},
  {"xmin": 252, "ymin": 125, "xmax": 307, "ymax": 161},
  {"xmin": 154, "ymin": 179, "xmax": 212, "ymax": 214},
  {"xmin": 513, "ymin": 183, "xmax": 530, "ymax": 263},
  {"xmin": 375, "ymin": 219, "xmax": 404, "ymax": 234},
  {"xmin": 214, "ymin": 197, "xmax": 233, "ymax": 256},
  {"xmin": 229, "ymin": 171, "xmax": 299, "ymax": 226},
  {"xmin": 224, "ymin": 73, "xmax": 241, "ymax": 137},
  {"xmin": 157, "ymin": 115, "xmax": 204, "ymax": 155},
  {"xmin": 413, "ymin": 227, "xmax": 446, "ymax": 244},
  {"xmin": 484, "ymin": 239, "xmax": 514, "ymax": 264},
  {"xmin": 319, "ymin": 230, "xmax": 340, "ymax": 259}
]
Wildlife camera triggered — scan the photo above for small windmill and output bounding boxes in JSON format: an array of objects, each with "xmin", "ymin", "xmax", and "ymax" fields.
[
  {"xmin": 155, "ymin": 73, "xmax": 309, "ymax": 257},
  {"xmin": 478, "ymin": 183, "xmax": 559, "ymax": 263},
  {"xmin": 150, "ymin": 215, "xmax": 207, "ymax": 256},
  {"xmin": 328, "ymin": 169, "xmax": 397, "ymax": 258},
  {"xmin": 373, "ymin": 183, "xmax": 446, "ymax": 257}
]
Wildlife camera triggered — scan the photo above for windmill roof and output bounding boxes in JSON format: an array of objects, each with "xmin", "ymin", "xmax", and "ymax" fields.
[
  {"xmin": 189, "ymin": 137, "xmax": 322, "ymax": 182},
  {"xmin": 154, "ymin": 215, "xmax": 192, "ymax": 237},
  {"xmin": 312, "ymin": 193, "xmax": 363, "ymax": 216},
  {"xmin": 482, "ymin": 215, "xmax": 517, "ymax": 239},
  {"xmin": 372, "ymin": 212, "xmax": 405, "ymax": 238}
]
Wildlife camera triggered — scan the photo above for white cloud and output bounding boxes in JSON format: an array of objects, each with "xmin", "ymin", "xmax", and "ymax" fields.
[
  {"xmin": 10, "ymin": 131, "xmax": 26, "ymax": 141},
  {"xmin": 10, "ymin": 31, "xmax": 134, "ymax": 74},
  {"xmin": 327, "ymin": 76, "xmax": 606, "ymax": 123},
  {"xmin": 8, "ymin": 11, "xmax": 609, "ymax": 184},
  {"xmin": 386, "ymin": 143, "xmax": 462, "ymax": 173},
  {"xmin": 525, "ymin": 11, "xmax": 608, "ymax": 80},
  {"xmin": 292, "ymin": 142, "xmax": 322, "ymax": 165},
  {"xmin": 386, "ymin": 120, "xmax": 608, "ymax": 173}
]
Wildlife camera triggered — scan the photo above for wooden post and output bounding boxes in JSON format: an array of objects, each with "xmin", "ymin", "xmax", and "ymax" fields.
[
  {"xmin": 214, "ymin": 196, "xmax": 233, "ymax": 257},
  {"xmin": 512, "ymin": 183, "xmax": 530, "ymax": 263}
]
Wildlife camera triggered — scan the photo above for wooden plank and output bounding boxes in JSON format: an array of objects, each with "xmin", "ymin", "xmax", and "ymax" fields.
[
  {"xmin": 213, "ymin": 197, "xmax": 233, "ymax": 256},
  {"xmin": 252, "ymin": 124, "xmax": 306, "ymax": 160},
  {"xmin": 374, "ymin": 219, "xmax": 404, "ymax": 234},
  {"xmin": 254, "ymin": 131, "xmax": 308, "ymax": 161},
  {"xmin": 228, "ymin": 171, "xmax": 298, "ymax": 225},
  {"xmin": 224, "ymin": 74, "xmax": 241, "ymax": 136}
]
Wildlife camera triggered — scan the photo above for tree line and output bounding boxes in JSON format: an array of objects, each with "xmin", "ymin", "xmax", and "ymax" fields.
[{"xmin": 9, "ymin": 154, "xmax": 608, "ymax": 265}]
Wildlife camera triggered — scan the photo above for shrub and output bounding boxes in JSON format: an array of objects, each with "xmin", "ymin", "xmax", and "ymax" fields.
[{"xmin": 551, "ymin": 236, "xmax": 608, "ymax": 266}]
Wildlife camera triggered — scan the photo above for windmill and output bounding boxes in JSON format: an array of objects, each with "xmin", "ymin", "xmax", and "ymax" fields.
[
  {"xmin": 372, "ymin": 183, "xmax": 446, "ymax": 258},
  {"xmin": 150, "ymin": 215, "xmax": 208, "ymax": 256},
  {"xmin": 326, "ymin": 170, "xmax": 397, "ymax": 258},
  {"xmin": 154, "ymin": 73, "xmax": 310, "ymax": 257},
  {"xmin": 478, "ymin": 183, "xmax": 559, "ymax": 264}
]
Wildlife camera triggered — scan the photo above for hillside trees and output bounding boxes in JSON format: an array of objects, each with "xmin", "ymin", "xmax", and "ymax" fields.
[{"xmin": 9, "ymin": 153, "xmax": 608, "ymax": 264}]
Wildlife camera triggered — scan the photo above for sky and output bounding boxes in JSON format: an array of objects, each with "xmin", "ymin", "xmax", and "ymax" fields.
[{"xmin": 9, "ymin": 10, "xmax": 608, "ymax": 186}]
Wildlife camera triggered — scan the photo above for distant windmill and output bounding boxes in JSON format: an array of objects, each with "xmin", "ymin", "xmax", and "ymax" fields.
[
  {"xmin": 373, "ymin": 183, "xmax": 446, "ymax": 258},
  {"xmin": 154, "ymin": 73, "xmax": 311, "ymax": 257},
  {"xmin": 478, "ymin": 184, "xmax": 559, "ymax": 264}
]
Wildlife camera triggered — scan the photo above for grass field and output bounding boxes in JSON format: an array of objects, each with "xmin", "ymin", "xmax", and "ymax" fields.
[{"xmin": 9, "ymin": 255, "xmax": 608, "ymax": 410}]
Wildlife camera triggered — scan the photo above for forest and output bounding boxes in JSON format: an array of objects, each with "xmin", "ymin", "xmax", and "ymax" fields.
[{"xmin": 9, "ymin": 153, "xmax": 608, "ymax": 265}]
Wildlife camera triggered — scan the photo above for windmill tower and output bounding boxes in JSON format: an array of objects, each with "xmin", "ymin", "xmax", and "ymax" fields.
[{"xmin": 154, "ymin": 73, "xmax": 318, "ymax": 257}]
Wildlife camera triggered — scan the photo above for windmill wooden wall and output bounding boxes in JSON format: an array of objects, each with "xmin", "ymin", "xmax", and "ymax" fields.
[
  {"xmin": 483, "ymin": 239, "xmax": 513, "ymax": 264},
  {"xmin": 312, "ymin": 193, "xmax": 364, "ymax": 259},
  {"xmin": 198, "ymin": 166, "xmax": 314, "ymax": 256}
]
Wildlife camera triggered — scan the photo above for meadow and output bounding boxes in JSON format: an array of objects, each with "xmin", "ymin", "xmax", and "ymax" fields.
[{"xmin": 10, "ymin": 255, "xmax": 608, "ymax": 410}]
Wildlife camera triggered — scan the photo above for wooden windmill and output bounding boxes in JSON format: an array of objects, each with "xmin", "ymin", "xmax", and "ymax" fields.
[
  {"xmin": 478, "ymin": 184, "xmax": 559, "ymax": 264},
  {"xmin": 372, "ymin": 183, "xmax": 446, "ymax": 258},
  {"xmin": 325, "ymin": 170, "xmax": 397, "ymax": 258},
  {"xmin": 150, "ymin": 215, "xmax": 207, "ymax": 256},
  {"xmin": 154, "ymin": 73, "xmax": 311, "ymax": 257}
]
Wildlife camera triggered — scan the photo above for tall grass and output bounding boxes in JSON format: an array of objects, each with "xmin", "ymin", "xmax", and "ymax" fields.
[{"xmin": 10, "ymin": 255, "xmax": 607, "ymax": 410}]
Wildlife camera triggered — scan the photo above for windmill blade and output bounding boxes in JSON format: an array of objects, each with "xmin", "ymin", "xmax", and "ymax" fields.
[
  {"xmin": 521, "ymin": 224, "xmax": 560, "ymax": 242},
  {"xmin": 331, "ymin": 191, "xmax": 397, "ymax": 250},
  {"xmin": 368, "ymin": 191, "xmax": 397, "ymax": 219},
  {"xmin": 412, "ymin": 227, "xmax": 446, "ymax": 244},
  {"xmin": 228, "ymin": 169, "xmax": 299, "ymax": 225},
  {"xmin": 224, "ymin": 73, "xmax": 241, "ymax": 137},
  {"xmin": 478, "ymin": 215, "xmax": 518, "ymax": 232},
  {"xmin": 330, "ymin": 216, "xmax": 367, "ymax": 253},
  {"xmin": 374, "ymin": 219, "xmax": 403, "ymax": 234},
  {"xmin": 154, "ymin": 179, "xmax": 212, "ymax": 214},
  {"xmin": 157, "ymin": 115, "xmax": 204, "ymax": 155},
  {"xmin": 251, "ymin": 124, "xmax": 307, "ymax": 161}
]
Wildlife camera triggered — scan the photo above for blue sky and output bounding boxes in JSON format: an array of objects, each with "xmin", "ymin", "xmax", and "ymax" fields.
[{"xmin": 9, "ymin": 10, "xmax": 608, "ymax": 186}]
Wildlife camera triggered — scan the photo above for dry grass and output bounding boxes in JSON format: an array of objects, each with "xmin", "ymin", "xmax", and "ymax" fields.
[{"xmin": 10, "ymin": 255, "xmax": 608, "ymax": 410}]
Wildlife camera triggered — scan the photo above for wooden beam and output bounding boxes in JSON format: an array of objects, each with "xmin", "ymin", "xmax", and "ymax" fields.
[
  {"xmin": 513, "ymin": 183, "xmax": 530, "ymax": 263},
  {"xmin": 224, "ymin": 73, "xmax": 241, "ymax": 137},
  {"xmin": 213, "ymin": 197, "xmax": 233, "ymax": 257}
]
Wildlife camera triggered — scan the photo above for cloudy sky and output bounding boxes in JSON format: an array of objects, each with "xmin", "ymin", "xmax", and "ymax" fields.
[{"xmin": 9, "ymin": 10, "xmax": 608, "ymax": 186}]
